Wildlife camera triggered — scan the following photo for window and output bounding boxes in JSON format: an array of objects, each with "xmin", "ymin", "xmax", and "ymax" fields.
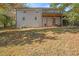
[
  {"xmin": 23, "ymin": 11, "xmax": 26, "ymax": 13},
  {"xmin": 35, "ymin": 17, "xmax": 37, "ymax": 20},
  {"xmin": 36, "ymin": 11, "xmax": 39, "ymax": 13},
  {"xmin": 23, "ymin": 17, "xmax": 25, "ymax": 20}
]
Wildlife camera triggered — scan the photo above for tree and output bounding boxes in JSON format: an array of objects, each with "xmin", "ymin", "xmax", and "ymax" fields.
[
  {"xmin": 65, "ymin": 4, "xmax": 79, "ymax": 26},
  {"xmin": 50, "ymin": 3, "xmax": 79, "ymax": 26},
  {"xmin": 0, "ymin": 3, "xmax": 25, "ymax": 28}
]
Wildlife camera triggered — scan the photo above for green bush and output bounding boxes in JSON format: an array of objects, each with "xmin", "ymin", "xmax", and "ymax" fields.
[{"xmin": 0, "ymin": 14, "xmax": 15, "ymax": 28}]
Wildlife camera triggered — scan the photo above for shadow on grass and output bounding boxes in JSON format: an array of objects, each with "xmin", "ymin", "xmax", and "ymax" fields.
[
  {"xmin": 42, "ymin": 28, "xmax": 79, "ymax": 34},
  {"xmin": 0, "ymin": 28, "xmax": 79, "ymax": 47},
  {"xmin": 0, "ymin": 31, "xmax": 57, "ymax": 47}
]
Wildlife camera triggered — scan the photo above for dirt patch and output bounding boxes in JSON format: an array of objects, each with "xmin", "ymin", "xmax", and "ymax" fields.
[{"xmin": 0, "ymin": 28, "xmax": 79, "ymax": 55}]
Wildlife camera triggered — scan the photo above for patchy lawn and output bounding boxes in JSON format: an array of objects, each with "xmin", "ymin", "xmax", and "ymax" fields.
[{"xmin": 0, "ymin": 28, "xmax": 79, "ymax": 56}]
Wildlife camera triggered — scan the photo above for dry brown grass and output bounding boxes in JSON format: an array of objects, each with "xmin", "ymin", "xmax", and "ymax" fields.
[{"xmin": 0, "ymin": 28, "xmax": 79, "ymax": 56}]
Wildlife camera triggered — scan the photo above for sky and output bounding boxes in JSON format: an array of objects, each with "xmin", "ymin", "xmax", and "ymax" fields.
[
  {"xmin": 26, "ymin": 3, "xmax": 50, "ymax": 8},
  {"xmin": 26, "ymin": 3, "xmax": 71, "ymax": 11},
  {"xmin": 65, "ymin": 6, "xmax": 72, "ymax": 11}
]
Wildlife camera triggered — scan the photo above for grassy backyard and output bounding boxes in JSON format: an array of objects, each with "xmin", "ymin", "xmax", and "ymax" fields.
[{"xmin": 0, "ymin": 28, "xmax": 79, "ymax": 56}]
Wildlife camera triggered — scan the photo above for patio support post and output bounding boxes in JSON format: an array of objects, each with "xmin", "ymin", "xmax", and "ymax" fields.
[{"xmin": 60, "ymin": 16, "xmax": 63, "ymax": 27}]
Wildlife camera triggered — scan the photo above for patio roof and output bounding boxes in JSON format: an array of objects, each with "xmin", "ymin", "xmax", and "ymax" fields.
[{"xmin": 42, "ymin": 13, "xmax": 64, "ymax": 17}]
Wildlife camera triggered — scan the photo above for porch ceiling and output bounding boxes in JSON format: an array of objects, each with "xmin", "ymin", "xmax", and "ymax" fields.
[{"xmin": 42, "ymin": 13, "xmax": 64, "ymax": 17}]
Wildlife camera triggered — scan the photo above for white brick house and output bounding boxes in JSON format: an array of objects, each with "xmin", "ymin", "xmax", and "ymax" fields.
[{"xmin": 16, "ymin": 8, "xmax": 63, "ymax": 28}]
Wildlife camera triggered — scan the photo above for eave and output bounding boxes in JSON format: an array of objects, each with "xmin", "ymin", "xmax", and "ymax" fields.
[{"xmin": 42, "ymin": 13, "xmax": 64, "ymax": 17}]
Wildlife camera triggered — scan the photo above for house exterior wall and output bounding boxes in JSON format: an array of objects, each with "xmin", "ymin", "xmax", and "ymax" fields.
[
  {"xmin": 42, "ymin": 17, "xmax": 61, "ymax": 27},
  {"xmin": 42, "ymin": 17, "xmax": 53, "ymax": 27},
  {"xmin": 16, "ymin": 8, "xmax": 61, "ymax": 28},
  {"xmin": 16, "ymin": 9, "xmax": 42, "ymax": 28},
  {"xmin": 54, "ymin": 17, "xmax": 61, "ymax": 25}
]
